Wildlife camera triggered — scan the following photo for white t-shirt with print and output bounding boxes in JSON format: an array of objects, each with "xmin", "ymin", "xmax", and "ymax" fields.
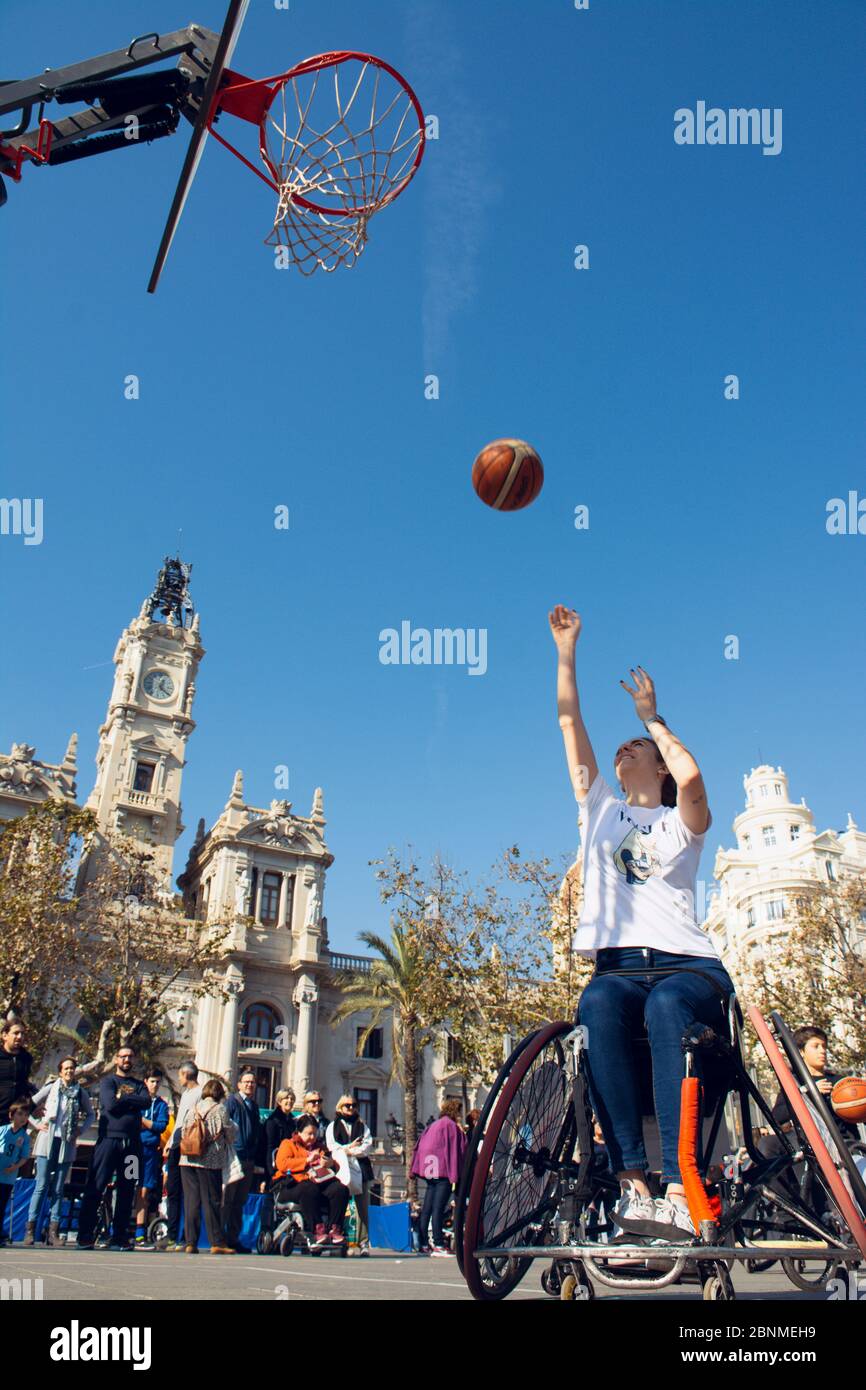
[{"xmin": 574, "ymin": 773, "xmax": 718, "ymax": 958}]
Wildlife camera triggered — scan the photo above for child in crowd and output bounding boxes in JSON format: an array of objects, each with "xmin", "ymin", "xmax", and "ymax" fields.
[{"xmin": 0, "ymin": 1098, "xmax": 32, "ymax": 1246}]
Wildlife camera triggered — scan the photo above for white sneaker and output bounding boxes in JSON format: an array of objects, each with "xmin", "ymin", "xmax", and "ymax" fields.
[
  {"xmin": 651, "ymin": 1197, "xmax": 696, "ymax": 1243},
  {"xmin": 429, "ymin": 1245, "xmax": 453, "ymax": 1258},
  {"xmin": 610, "ymin": 1181, "xmax": 659, "ymax": 1240}
]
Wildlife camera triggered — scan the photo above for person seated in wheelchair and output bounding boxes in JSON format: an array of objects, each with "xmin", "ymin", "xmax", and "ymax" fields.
[
  {"xmin": 767, "ymin": 1025, "xmax": 861, "ymax": 1142},
  {"xmin": 758, "ymin": 1024, "xmax": 861, "ymax": 1211},
  {"xmin": 274, "ymin": 1114, "xmax": 350, "ymax": 1249},
  {"xmin": 550, "ymin": 604, "xmax": 736, "ymax": 1243}
]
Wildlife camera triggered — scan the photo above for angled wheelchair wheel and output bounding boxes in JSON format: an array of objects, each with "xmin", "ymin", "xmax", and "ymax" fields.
[
  {"xmin": 463, "ymin": 1021, "xmax": 577, "ymax": 1302},
  {"xmin": 257, "ymin": 1230, "xmax": 274, "ymax": 1255},
  {"xmin": 453, "ymin": 1026, "xmax": 542, "ymax": 1277},
  {"xmin": 750, "ymin": 1008, "xmax": 866, "ymax": 1260}
]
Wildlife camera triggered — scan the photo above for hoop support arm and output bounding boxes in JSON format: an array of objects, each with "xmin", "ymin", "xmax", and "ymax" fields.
[{"xmin": 0, "ymin": 25, "xmax": 219, "ymax": 186}]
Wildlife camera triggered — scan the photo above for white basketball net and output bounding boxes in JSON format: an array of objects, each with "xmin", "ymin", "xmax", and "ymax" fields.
[{"xmin": 262, "ymin": 57, "xmax": 424, "ymax": 275}]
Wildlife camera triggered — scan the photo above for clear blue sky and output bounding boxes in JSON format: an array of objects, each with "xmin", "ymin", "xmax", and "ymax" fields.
[{"xmin": 1, "ymin": 0, "xmax": 864, "ymax": 951}]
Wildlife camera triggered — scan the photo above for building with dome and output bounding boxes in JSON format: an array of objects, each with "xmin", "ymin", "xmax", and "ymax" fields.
[{"xmin": 703, "ymin": 764, "xmax": 866, "ymax": 958}]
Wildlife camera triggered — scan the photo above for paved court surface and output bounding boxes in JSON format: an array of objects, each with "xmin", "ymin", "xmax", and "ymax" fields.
[{"xmin": 0, "ymin": 1245, "xmax": 837, "ymax": 1301}]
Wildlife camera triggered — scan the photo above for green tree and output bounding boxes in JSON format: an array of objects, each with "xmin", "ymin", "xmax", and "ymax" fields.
[
  {"xmin": 330, "ymin": 923, "xmax": 436, "ymax": 1199},
  {"xmin": 730, "ymin": 872, "xmax": 866, "ymax": 1080},
  {"xmin": 73, "ymin": 835, "xmax": 233, "ymax": 1074},
  {"xmin": 0, "ymin": 801, "xmax": 94, "ymax": 1064}
]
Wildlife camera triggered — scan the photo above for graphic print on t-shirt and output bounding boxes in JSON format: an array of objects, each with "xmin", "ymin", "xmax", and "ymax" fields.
[{"xmin": 613, "ymin": 824, "xmax": 661, "ymax": 885}]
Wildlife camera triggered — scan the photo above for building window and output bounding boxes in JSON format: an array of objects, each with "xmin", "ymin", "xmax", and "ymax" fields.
[
  {"xmin": 133, "ymin": 761, "xmax": 155, "ymax": 793},
  {"xmin": 445, "ymin": 1035, "xmax": 463, "ymax": 1068},
  {"xmin": 774, "ymin": 782, "xmax": 782, "ymax": 796},
  {"xmin": 250, "ymin": 1065, "xmax": 276, "ymax": 1111},
  {"xmin": 795, "ymin": 896, "xmax": 807, "ymax": 911},
  {"xmin": 826, "ymin": 860, "xmax": 837, "ymax": 882},
  {"xmin": 260, "ymin": 872, "xmax": 281, "ymax": 926},
  {"xmin": 789, "ymin": 824, "xmax": 800, "ymax": 841},
  {"xmin": 746, "ymin": 906, "xmax": 756, "ymax": 928},
  {"xmin": 283, "ymin": 875, "xmax": 295, "ymax": 928},
  {"xmin": 241, "ymin": 1002, "xmax": 281, "ymax": 1042},
  {"xmin": 762, "ymin": 825, "xmax": 776, "ymax": 848},
  {"xmin": 766, "ymin": 899, "xmax": 785, "ymax": 922},
  {"xmin": 742, "ymin": 833, "xmax": 751, "ymax": 850},
  {"xmin": 354, "ymin": 1087, "xmax": 378, "ymax": 1137},
  {"xmin": 759, "ymin": 785, "xmax": 768, "ymax": 798},
  {"xmin": 356, "ymin": 1027, "xmax": 383, "ymax": 1060}
]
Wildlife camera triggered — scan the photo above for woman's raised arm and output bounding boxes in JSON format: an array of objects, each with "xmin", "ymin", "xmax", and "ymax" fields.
[{"xmin": 549, "ymin": 605, "xmax": 598, "ymax": 802}]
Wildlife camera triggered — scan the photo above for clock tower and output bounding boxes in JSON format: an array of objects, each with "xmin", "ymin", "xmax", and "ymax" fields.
[{"xmin": 83, "ymin": 558, "xmax": 204, "ymax": 888}]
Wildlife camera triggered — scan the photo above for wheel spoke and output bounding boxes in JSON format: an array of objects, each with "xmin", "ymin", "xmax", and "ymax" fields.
[{"xmin": 479, "ymin": 1040, "xmax": 573, "ymax": 1249}]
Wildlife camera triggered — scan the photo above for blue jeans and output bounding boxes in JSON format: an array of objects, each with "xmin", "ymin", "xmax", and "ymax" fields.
[
  {"xmin": 28, "ymin": 1155, "xmax": 70, "ymax": 1227},
  {"xmin": 419, "ymin": 1177, "xmax": 452, "ymax": 1248},
  {"xmin": 577, "ymin": 948, "xmax": 735, "ymax": 1184}
]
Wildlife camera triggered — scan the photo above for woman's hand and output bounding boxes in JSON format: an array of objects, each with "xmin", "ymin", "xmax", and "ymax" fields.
[
  {"xmin": 548, "ymin": 605, "xmax": 582, "ymax": 652},
  {"xmin": 619, "ymin": 666, "xmax": 658, "ymax": 723}
]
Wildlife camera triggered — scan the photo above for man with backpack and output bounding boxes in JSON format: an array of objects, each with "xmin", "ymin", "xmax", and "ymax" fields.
[{"xmin": 160, "ymin": 1061, "xmax": 201, "ymax": 1252}]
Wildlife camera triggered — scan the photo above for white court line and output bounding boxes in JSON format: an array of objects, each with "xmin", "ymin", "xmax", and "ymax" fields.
[
  {"xmin": 8, "ymin": 1266, "xmax": 98, "ymax": 1289},
  {"xmin": 236, "ymin": 1263, "xmax": 537, "ymax": 1294},
  {"xmin": 11, "ymin": 1266, "xmax": 155, "ymax": 1299},
  {"xmin": 246, "ymin": 1285, "xmax": 318, "ymax": 1299}
]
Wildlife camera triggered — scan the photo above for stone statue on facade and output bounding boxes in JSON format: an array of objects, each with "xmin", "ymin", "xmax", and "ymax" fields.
[{"xmin": 234, "ymin": 865, "xmax": 251, "ymax": 916}]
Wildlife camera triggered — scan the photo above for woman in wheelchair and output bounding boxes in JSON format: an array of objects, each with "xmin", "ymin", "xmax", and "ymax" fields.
[
  {"xmin": 274, "ymin": 1114, "xmax": 350, "ymax": 1248},
  {"xmin": 550, "ymin": 604, "xmax": 736, "ymax": 1245}
]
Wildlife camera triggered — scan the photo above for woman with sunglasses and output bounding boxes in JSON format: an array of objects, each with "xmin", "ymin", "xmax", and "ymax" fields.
[
  {"xmin": 326, "ymin": 1095, "xmax": 375, "ymax": 1256},
  {"xmin": 550, "ymin": 604, "xmax": 735, "ymax": 1243}
]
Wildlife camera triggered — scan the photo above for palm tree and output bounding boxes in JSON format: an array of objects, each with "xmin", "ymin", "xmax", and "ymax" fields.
[{"xmin": 330, "ymin": 924, "xmax": 431, "ymax": 1199}]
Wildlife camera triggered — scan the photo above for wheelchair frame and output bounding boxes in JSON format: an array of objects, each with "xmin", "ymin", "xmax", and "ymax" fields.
[{"xmin": 458, "ymin": 972, "xmax": 866, "ymax": 1302}]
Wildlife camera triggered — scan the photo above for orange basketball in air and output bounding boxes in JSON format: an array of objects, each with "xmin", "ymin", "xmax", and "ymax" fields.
[
  {"xmin": 831, "ymin": 1076, "xmax": 866, "ymax": 1124},
  {"xmin": 471, "ymin": 438, "xmax": 544, "ymax": 511}
]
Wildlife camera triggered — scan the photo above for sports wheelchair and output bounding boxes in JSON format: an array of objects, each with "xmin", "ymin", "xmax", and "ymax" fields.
[{"xmin": 456, "ymin": 970, "xmax": 866, "ymax": 1302}]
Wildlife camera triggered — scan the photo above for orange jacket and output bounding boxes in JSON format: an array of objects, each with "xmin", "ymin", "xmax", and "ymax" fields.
[{"xmin": 275, "ymin": 1135, "xmax": 328, "ymax": 1182}]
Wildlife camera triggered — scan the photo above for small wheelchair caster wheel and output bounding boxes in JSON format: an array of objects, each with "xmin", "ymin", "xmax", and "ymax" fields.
[
  {"xmin": 541, "ymin": 1263, "xmax": 562, "ymax": 1298},
  {"xmin": 257, "ymin": 1231, "xmax": 273, "ymax": 1255},
  {"xmin": 278, "ymin": 1233, "xmax": 295, "ymax": 1257},
  {"xmin": 559, "ymin": 1268, "xmax": 593, "ymax": 1302},
  {"xmin": 702, "ymin": 1268, "xmax": 735, "ymax": 1301}
]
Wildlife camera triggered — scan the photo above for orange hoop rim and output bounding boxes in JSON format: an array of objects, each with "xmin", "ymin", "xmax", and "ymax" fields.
[{"xmin": 207, "ymin": 50, "xmax": 426, "ymax": 217}]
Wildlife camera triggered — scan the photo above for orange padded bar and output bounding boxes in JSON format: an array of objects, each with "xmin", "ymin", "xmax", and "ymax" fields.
[{"xmin": 678, "ymin": 1076, "xmax": 715, "ymax": 1233}]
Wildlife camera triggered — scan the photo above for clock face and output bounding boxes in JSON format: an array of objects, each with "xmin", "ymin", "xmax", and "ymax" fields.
[{"xmin": 143, "ymin": 669, "xmax": 175, "ymax": 701}]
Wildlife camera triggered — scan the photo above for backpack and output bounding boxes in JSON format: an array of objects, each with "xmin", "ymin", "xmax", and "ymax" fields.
[{"xmin": 180, "ymin": 1105, "xmax": 211, "ymax": 1158}]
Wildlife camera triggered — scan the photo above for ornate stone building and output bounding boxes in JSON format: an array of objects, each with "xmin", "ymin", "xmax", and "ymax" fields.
[
  {"xmin": 2, "ymin": 560, "xmax": 480, "ymax": 1183},
  {"xmin": 704, "ymin": 764, "xmax": 866, "ymax": 957},
  {"xmin": 0, "ymin": 735, "xmax": 78, "ymax": 821}
]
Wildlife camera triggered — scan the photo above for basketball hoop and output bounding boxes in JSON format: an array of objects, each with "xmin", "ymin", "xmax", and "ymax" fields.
[{"xmin": 208, "ymin": 52, "xmax": 425, "ymax": 273}]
